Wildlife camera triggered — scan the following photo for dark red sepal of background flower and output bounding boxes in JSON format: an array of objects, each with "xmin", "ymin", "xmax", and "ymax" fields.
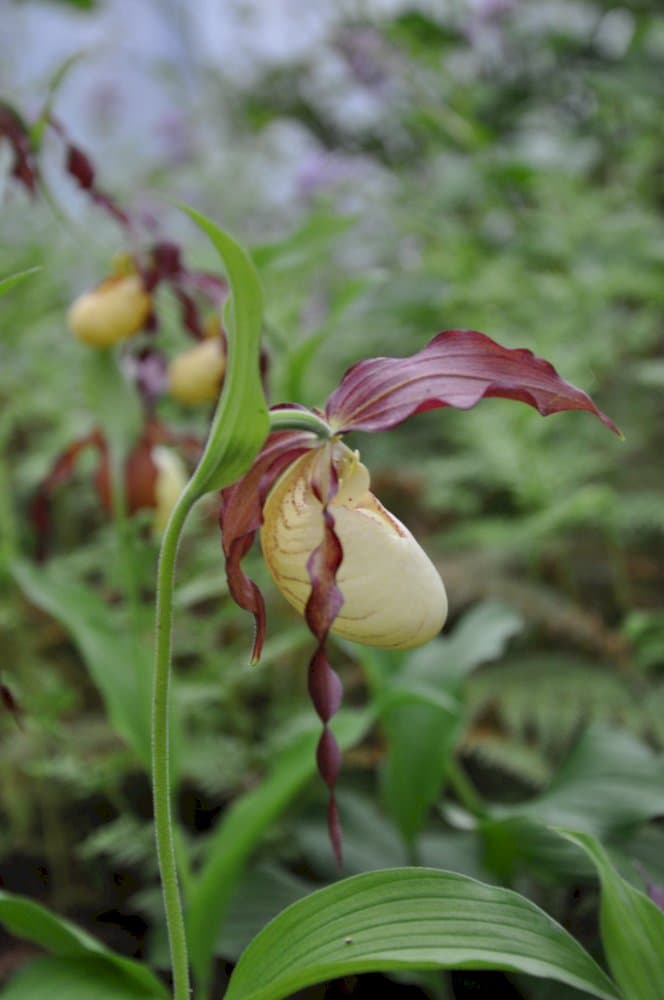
[
  {"xmin": 30, "ymin": 430, "xmax": 107, "ymax": 561},
  {"xmin": 0, "ymin": 102, "xmax": 38, "ymax": 194},
  {"xmin": 325, "ymin": 329, "xmax": 620, "ymax": 436},
  {"xmin": 219, "ymin": 419, "xmax": 316, "ymax": 663}
]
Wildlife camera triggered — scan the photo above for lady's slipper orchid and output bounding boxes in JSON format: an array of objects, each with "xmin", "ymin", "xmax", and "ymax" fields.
[
  {"xmin": 32, "ymin": 422, "xmax": 197, "ymax": 558},
  {"xmin": 68, "ymin": 273, "xmax": 151, "ymax": 347},
  {"xmin": 168, "ymin": 328, "xmax": 227, "ymax": 405},
  {"xmin": 260, "ymin": 441, "xmax": 447, "ymax": 648},
  {"xmin": 220, "ymin": 329, "xmax": 618, "ymax": 863}
]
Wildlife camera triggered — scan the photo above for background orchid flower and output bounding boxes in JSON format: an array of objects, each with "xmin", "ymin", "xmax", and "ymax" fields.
[
  {"xmin": 31, "ymin": 420, "xmax": 199, "ymax": 559},
  {"xmin": 168, "ymin": 321, "xmax": 227, "ymax": 404},
  {"xmin": 68, "ymin": 272, "xmax": 152, "ymax": 347},
  {"xmin": 220, "ymin": 328, "xmax": 619, "ymax": 861}
]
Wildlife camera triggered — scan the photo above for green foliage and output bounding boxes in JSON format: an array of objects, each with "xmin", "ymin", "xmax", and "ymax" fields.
[
  {"xmin": 224, "ymin": 868, "xmax": 619, "ymax": 1000},
  {"xmin": 12, "ymin": 558, "xmax": 154, "ymax": 768},
  {"xmin": 0, "ymin": 891, "xmax": 167, "ymax": 997},
  {"xmin": 563, "ymin": 832, "xmax": 664, "ymax": 1000},
  {"xmin": 187, "ymin": 709, "xmax": 372, "ymax": 992},
  {"xmin": 0, "ymin": 267, "xmax": 41, "ymax": 297},
  {"xmin": 180, "ymin": 206, "xmax": 269, "ymax": 495},
  {"xmin": 2, "ymin": 957, "xmax": 161, "ymax": 999},
  {"xmin": 1, "ymin": 1, "xmax": 663, "ymax": 997},
  {"xmin": 359, "ymin": 601, "xmax": 522, "ymax": 846}
]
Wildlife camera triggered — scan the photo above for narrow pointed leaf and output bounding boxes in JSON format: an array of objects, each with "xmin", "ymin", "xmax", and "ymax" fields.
[
  {"xmin": 0, "ymin": 266, "xmax": 41, "ymax": 296},
  {"xmin": 562, "ymin": 831, "xmax": 664, "ymax": 1000},
  {"xmin": 0, "ymin": 891, "xmax": 168, "ymax": 997},
  {"xmin": 325, "ymin": 329, "xmax": 619, "ymax": 436},
  {"xmin": 224, "ymin": 868, "xmax": 619, "ymax": 1000},
  {"xmin": 179, "ymin": 207, "xmax": 269, "ymax": 494}
]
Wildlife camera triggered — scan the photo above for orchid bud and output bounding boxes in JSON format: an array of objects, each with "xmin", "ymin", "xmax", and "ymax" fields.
[
  {"xmin": 68, "ymin": 274, "xmax": 151, "ymax": 347},
  {"xmin": 260, "ymin": 443, "xmax": 447, "ymax": 649},
  {"xmin": 167, "ymin": 331, "xmax": 226, "ymax": 405}
]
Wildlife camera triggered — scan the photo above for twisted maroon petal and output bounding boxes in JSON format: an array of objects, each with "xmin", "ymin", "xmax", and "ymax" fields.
[
  {"xmin": 304, "ymin": 456, "xmax": 345, "ymax": 867},
  {"xmin": 325, "ymin": 329, "xmax": 620, "ymax": 436},
  {"xmin": 219, "ymin": 420, "xmax": 316, "ymax": 662}
]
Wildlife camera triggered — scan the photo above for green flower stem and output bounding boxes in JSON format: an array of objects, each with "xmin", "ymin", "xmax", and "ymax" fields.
[
  {"xmin": 152, "ymin": 481, "xmax": 199, "ymax": 1000},
  {"xmin": 268, "ymin": 407, "xmax": 332, "ymax": 438}
]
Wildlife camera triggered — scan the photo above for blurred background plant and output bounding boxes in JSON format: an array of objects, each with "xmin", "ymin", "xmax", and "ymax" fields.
[{"xmin": 1, "ymin": 1, "xmax": 663, "ymax": 997}]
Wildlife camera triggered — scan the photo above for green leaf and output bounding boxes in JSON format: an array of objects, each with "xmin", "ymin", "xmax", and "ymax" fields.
[
  {"xmin": 429, "ymin": 600, "xmax": 524, "ymax": 683},
  {"xmin": 562, "ymin": 832, "xmax": 664, "ymax": 1000},
  {"xmin": 224, "ymin": 868, "xmax": 619, "ymax": 1000},
  {"xmin": 0, "ymin": 267, "xmax": 41, "ymax": 296},
  {"xmin": 481, "ymin": 816, "xmax": 595, "ymax": 884},
  {"xmin": 0, "ymin": 892, "xmax": 167, "ymax": 997},
  {"xmin": 186, "ymin": 709, "xmax": 372, "ymax": 992},
  {"xmin": 498, "ymin": 726, "xmax": 664, "ymax": 837},
  {"xmin": 2, "ymin": 957, "xmax": 163, "ymax": 999},
  {"xmin": 179, "ymin": 206, "xmax": 269, "ymax": 494},
  {"xmin": 12, "ymin": 559, "xmax": 153, "ymax": 767},
  {"xmin": 218, "ymin": 864, "xmax": 316, "ymax": 961},
  {"xmin": 380, "ymin": 690, "xmax": 462, "ymax": 846},
  {"xmin": 357, "ymin": 603, "xmax": 520, "ymax": 847}
]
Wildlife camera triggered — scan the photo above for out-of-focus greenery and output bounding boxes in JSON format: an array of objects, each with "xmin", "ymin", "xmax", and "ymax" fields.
[{"xmin": 1, "ymin": 2, "xmax": 663, "ymax": 997}]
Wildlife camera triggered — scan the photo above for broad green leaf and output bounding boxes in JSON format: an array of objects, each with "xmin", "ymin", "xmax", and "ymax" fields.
[
  {"xmin": 0, "ymin": 267, "xmax": 41, "ymax": 296},
  {"xmin": 187, "ymin": 708, "xmax": 372, "ymax": 992},
  {"xmin": 381, "ymin": 693, "xmax": 462, "ymax": 846},
  {"xmin": 2, "ymin": 957, "xmax": 163, "ymax": 999},
  {"xmin": 499, "ymin": 726, "xmax": 664, "ymax": 837},
  {"xmin": 358, "ymin": 603, "xmax": 520, "ymax": 847},
  {"xmin": 405, "ymin": 601, "xmax": 523, "ymax": 686},
  {"xmin": 481, "ymin": 816, "xmax": 595, "ymax": 884},
  {"xmin": 563, "ymin": 832, "xmax": 664, "ymax": 1000},
  {"xmin": 12, "ymin": 559, "xmax": 153, "ymax": 767},
  {"xmin": 0, "ymin": 892, "xmax": 167, "ymax": 997},
  {"xmin": 218, "ymin": 864, "xmax": 316, "ymax": 961},
  {"xmin": 180, "ymin": 207, "xmax": 269, "ymax": 494},
  {"xmin": 224, "ymin": 868, "xmax": 619, "ymax": 1000}
]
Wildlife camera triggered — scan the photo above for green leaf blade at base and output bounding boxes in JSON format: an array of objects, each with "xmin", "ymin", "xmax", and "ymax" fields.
[
  {"xmin": 0, "ymin": 892, "xmax": 168, "ymax": 997},
  {"xmin": 562, "ymin": 831, "xmax": 664, "ymax": 1000},
  {"xmin": 224, "ymin": 868, "xmax": 619, "ymax": 1000},
  {"xmin": 1, "ymin": 956, "xmax": 164, "ymax": 999}
]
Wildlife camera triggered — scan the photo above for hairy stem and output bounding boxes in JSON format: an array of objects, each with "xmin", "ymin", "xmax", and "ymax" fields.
[{"xmin": 152, "ymin": 482, "xmax": 198, "ymax": 1000}]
